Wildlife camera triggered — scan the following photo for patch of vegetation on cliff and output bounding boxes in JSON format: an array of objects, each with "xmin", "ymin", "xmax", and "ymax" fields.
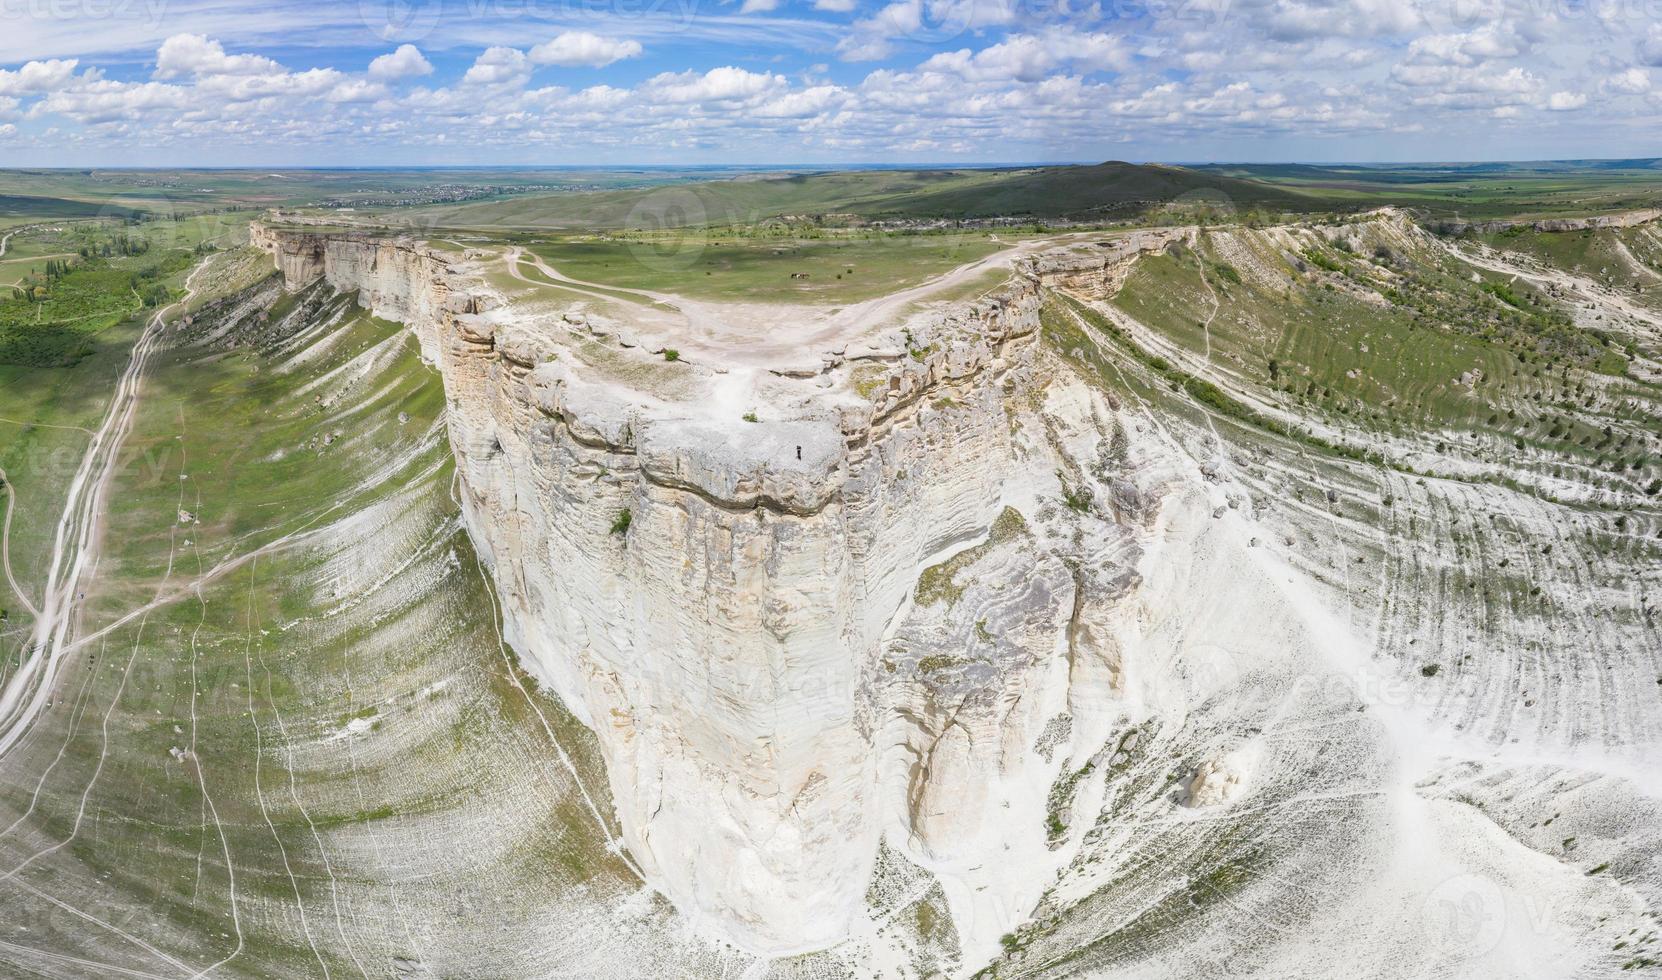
[{"xmin": 914, "ymin": 506, "xmax": 1028, "ymax": 608}]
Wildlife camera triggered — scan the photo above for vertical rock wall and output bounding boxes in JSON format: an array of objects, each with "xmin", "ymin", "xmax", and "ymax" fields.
[{"xmin": 250, "ymin": 222, "xmax": 1159, "ymax": 957}]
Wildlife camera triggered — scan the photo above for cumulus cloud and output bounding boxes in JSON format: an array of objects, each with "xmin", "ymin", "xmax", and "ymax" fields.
[
  {"xmin": 368, "ymin": 45, "xmax": 434, "ymax": 81},
  {"xmin": 0, "ymin": 8, "xmax": 1647, "ymax": 162},
  {"xmin": 0, "ymin": 59, "xmax": 84, "ymax": 96},
  {"xmin": 836, "ymin": 0, "xmax": 924, "ymax": 61},
  {"xmin": 642, "ymin": 66, "xmax": 784, "ymax": 103},
  {"xmin": 154, "ymin": 34, "xmax": 282, "ymax": 79},
  {"xmin": 464, "ymin": 47, "xmax": 531, "ymax": 87},
  {"xmin": 528, "ymin": 32, "xmax": 643, "ymax": 68},
  {"xmin": 1603, "ymin": 68, "xmax": 1650, "ymax": 94},
  {"xmin": 920, "ymin": 32, "xmax": 1127, "ymax": 81},
  {"xmin": 1261, "ymin": 0, "xmax": 1422, "ymax": 42},
  {"xmin": 752, "ymin": 84, "xmax": 849, "ymax": 117},
  {"xmin": 1403, "ymin": 26, "xmax": 1529, "ymax": 67}
]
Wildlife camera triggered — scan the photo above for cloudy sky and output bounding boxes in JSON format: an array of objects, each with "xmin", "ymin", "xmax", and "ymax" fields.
[{"xmin": 1, "ymin": 0, "xmax": 1660, "ymax": 165}]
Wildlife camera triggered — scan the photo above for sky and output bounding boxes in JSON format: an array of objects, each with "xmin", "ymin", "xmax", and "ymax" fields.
[{"xmin": 0, "ymin": 0, "xmax": 1660, "ymax": 165}]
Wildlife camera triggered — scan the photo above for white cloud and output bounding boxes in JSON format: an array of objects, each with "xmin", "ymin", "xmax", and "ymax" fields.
[
  {"xmin": 753, "ymin": 84, "xmax": 848, "ymax": 117},
  {"xmin": 528, "ymin": 32, "xmax": 643, "ymax": 68},
  {"xmin": 368, "ymin": 45, "xmax": 434, "ymax": 81},
  {"xmin": 0, "ymin": 11, "xmax": 1649, "ymax": 162},
  {"xmin": 0, "ymin": 59, "xmax": 84, "ymax": 96},
  {"xmin": 837, "ymin": 0, "xmax": 923, "ymax": 61},
  {"xmin": 463, "ymin": 47, "xmax": 531, "ymax": 87},
  {"xmin": 33, "ymin": 80, "xmax": 191, "ymax": 125},
  {"xmin": 920, "ymin": 32, "xmax": 1127, "ymax": 82},
  {"xmin": 1403, "ymin": 26, "xmax": 1528, "ymax": 67},
  {"xmin": 739, "ymin": 0, "xmax": 782, "ymax": 12},
  {"xmin": 643, "ymin": 66, "xmax": 784, "ymax": 103},
  {"xmin": 1263, "ymin": 0, "xmax": 1422, "ymax": 41},
  {"xmin": 1545, "ymin": 90, "xmax": 1586, "ymax": 110},
  {"xmin": 814, "ymin": 0, "xmax": 857, "ymax": 10},
  {"xmin": 1603, "ymin": 68, "xmax": 1650, "ymax": 94},
  {"xmin": 154, "ymin": 34, "xmax": 282, "ymax": 79},
  {"xmin": 0, "ymin": 123, "xmax": 15, "ymax": 137},
  {"xmin": 327, "ymin": 79, "xmax": 390, "ymax": 103}
]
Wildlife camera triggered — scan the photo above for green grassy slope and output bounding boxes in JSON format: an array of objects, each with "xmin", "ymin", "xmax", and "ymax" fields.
[
  {"xmin": 0, "ymin": 276, "xmax": 655, "ymax": 978},
  {"xmin": 1088, "ymin": 216, "xmax": 1661, "ymax": 495}
]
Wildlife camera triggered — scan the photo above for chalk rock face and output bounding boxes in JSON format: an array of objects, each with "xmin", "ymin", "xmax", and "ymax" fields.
[{"xmin": 250, "ymin": 220, "xmax": 1165, "ymax": 956}]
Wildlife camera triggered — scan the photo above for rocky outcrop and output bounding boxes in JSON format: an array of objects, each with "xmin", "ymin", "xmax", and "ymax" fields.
[
  {"xmin": 1430, "ymin": 206, "xmax": 1662, "ymax": 236},
  {"xmin": 250, "ymin": 220, "xmax": 1156, "ymax": 959}
]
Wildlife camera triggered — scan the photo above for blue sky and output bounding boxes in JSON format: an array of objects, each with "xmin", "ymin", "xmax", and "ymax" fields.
[{"xmin": 1, "ymin": 0, "xmax": 1660, "ymax": 165}]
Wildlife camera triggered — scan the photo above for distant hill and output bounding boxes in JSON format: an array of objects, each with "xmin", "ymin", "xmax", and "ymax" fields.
[
  {"xmin": 408, "ymin": 161, "xmax": 1323, "ymax": 230},
  {"xmin": 878, "ymin": 161, "xmax": 1316, "ymax": 218},
  {"xmin": 1193, "ymin": 160, "xmax": 1662, "ymax": 219}
]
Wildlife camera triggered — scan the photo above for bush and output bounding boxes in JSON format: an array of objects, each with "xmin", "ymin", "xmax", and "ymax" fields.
[{"xmin": 610, "ymin": 509, "xmax": 632, "ymax": 536}]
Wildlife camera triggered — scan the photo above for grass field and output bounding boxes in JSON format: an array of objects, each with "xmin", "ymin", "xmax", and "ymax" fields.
[
  {"xmin": 0, "ymin": 168, "xmax": 746, "ymax": 218},
  {"xmin": 526, "ymin": 231, "xmax": 1008, "ymax": 303}
]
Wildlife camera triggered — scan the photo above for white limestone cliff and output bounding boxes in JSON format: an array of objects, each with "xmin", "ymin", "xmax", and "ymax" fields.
[{"xmin": 249, "ymin": 220, "xmax": 1184, "ymax": 958}]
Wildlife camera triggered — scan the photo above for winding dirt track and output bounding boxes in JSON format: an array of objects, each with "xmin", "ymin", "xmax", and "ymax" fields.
[
  {"xmin": 0, "ymin": 466, "xmax": 36, "ymax": 620},
  {"xmin": 0, "ymin": 260, "xmax": 209, "ymax": 760}
]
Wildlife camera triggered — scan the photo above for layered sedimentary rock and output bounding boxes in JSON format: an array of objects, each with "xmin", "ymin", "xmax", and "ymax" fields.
[{"xmin": 250, "ymin": 221, "xmax": 1179, "ymax": 956}]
